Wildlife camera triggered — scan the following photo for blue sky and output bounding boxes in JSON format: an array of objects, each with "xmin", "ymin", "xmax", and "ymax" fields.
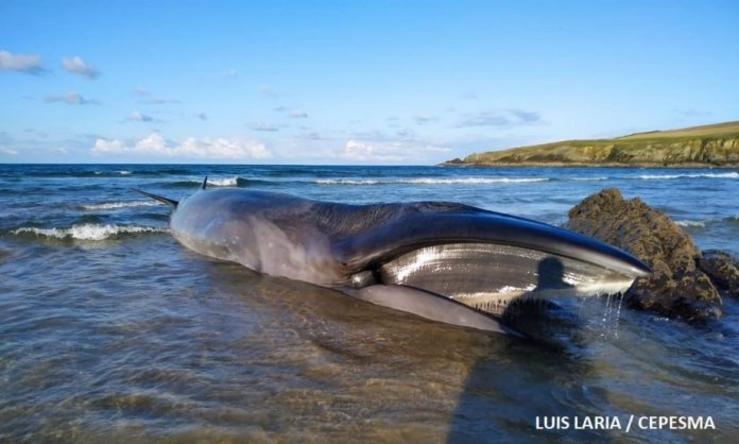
[{"xmin": 1, "ymin": 0, "xmax": 738, "ymax": 164}]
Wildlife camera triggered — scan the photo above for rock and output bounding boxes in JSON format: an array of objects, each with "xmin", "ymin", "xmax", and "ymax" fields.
[
  {"xmin": 699, "ymin": 250, "xmax": 739, "ymax": 298},
  {"xmin": 567, "ymin": 188, "xmax": 722, "ymax": 322}
]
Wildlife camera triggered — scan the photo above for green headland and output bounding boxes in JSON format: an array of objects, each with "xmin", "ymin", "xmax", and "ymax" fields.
[{"xmin": 447, "ymin": 121, "xmax": 739, "ymax": 167}]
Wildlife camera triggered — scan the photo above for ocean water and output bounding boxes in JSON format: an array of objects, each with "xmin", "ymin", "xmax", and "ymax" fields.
[{"xmin": 0, "ymin": 164, "xmax": 738, "ymax": 442}]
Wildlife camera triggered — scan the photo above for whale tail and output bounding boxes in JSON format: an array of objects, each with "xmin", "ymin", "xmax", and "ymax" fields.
[{"xmin": 131, "ymin": 188, "xmax": 179, "ymax": 208}]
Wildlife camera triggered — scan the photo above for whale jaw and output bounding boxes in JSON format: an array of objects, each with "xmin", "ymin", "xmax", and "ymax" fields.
[
  {"xmin": 375, "ymin": 242, "xmax": 639, "ymax": 317},
  {"xmin": 335, "ymin": 206, "xmax": 649, "ymax": 326}
]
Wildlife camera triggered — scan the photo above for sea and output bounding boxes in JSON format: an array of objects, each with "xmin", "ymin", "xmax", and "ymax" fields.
[{"xmin": 1, "ymin": 164, "xmax": 737, "ymax": 442}]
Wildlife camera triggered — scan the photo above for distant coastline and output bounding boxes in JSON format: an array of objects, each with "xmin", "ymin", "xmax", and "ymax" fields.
[{"xmin": 445, "ymin": 121, "xmax": 739, "ymax": 168}]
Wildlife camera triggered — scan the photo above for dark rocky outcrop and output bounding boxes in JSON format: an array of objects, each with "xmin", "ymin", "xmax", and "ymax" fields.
[
  {"xmin": 699, "ymin": 250, "xmax": 739, "ymax": 298},
  {"xmin": 567, "ymin": 188, "xmax": 722, "ymax": 322}
]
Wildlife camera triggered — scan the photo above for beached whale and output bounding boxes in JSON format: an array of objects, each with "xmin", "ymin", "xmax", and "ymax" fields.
[{"xmin": 136, "ymin": 179, "xmax": 649, "ymax": 335}]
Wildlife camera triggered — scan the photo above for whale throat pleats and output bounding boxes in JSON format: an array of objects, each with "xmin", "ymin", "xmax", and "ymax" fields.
[{"xmin": 375, "ymin": 243, "xmax": 637, "ymax": 316}]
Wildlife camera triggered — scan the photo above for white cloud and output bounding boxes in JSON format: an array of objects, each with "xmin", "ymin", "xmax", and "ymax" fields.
[
  {"xmin": 300, "ymin": 131, "xmax": 323, "ymax": 140},
  {"xmin": 92, "ymin": 138, "xmax": 126, "ymax": 154},
  {"xmin": 675, "ymin": 109, "xmax": 712, "ymax": 118},
  {"xmin": 127, "ymin": 111, "xmax": 154, "ymax": 122},
  {"xmin": 91, "ymin": 133, "xmax": 272, "ymax": 160},
  {"xmin": 396, "ymin": 128, "xmax": 416, "ymax": 139},
  {"xmin": 457, "ymin": 109, "xmax": 541, "ymax": 128},
  {"xmin": 259, "ymin": 85, "xmax": 277, "ymax": 97},
  {"xmin": 289, "ymin": 110, "xmax": 308, "ymax": 119},
  {"xmin": 342, "ymin": 140, "xmax": 404, "ymax": 162},
  {"xmin": 132, "ymin": 88, "xmax": 180, "ymax": 105},
  {"xmin": 134, "ymin": 133, "xmax": 168, "ymax": 154},
  {"xmin": 44, "ymin": 92, "xmax": 99, "ymax": 105},
  {"xmin": 414, "ymin": 114, "xmax": 437, "ymax": 125},
  {"xmin": 0, "ymin": 50, "xmax": 43, "ymax": 74},
  {"xmin": 461, "ymin": 90, "xmax": 478, "ymax": 100},
  {"xmin": 250, "ymin": 122, "xmax": 280, "ymax": 132},
  {"xmin": 341, "ymin": 139, "xmax": 450, "ymax": 163},
  {"xmin": 0, "ymin": 147, "xmax": 19, "ymax": 156},
  {"xmin": 61, "ymin": 56, "xmax": 99, "ymax": 78}
]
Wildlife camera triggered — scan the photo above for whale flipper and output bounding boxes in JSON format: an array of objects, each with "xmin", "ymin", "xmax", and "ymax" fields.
[{"xmin": 348, "ymin": 284, "xmax": 520, "ymax": 335}]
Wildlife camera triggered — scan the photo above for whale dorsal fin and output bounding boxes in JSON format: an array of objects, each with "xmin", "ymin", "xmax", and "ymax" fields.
[{"xmin": 132, "ymin": 188, "xmax": 178, "ymax": 208}]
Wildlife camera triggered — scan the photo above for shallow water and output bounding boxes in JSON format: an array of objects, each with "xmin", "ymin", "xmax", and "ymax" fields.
[{"xmin": 1, "ymin": 164, "xmax": 738, "ymax": 442}]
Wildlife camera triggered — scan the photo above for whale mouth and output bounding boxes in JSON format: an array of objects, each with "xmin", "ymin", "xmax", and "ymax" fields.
[
  {"xmin": 374, "ymin": 242, "xmax": 639, "ymax": 316},
  {"xmin": 336, "ymin": 207, "xmax": 649, "ymax": 317}
]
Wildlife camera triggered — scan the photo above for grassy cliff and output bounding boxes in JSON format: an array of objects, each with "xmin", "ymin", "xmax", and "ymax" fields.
[{"xmin": 449, "ymin": 121, "xmax": 739, "ymax": 167}]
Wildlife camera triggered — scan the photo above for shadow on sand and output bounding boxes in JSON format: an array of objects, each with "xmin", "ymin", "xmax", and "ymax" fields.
[{"xmin": 447, "ymin": 256, "xmax": 605, "ymax": 443}]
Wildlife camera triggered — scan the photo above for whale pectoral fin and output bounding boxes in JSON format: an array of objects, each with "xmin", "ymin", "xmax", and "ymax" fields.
[{"xmin": 345, "ymin": 284, "xmax": 521, "ymax": 336}]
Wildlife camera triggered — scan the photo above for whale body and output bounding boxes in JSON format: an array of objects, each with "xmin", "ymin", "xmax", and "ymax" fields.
[{"xmin": 138, "ymin": 183, "xmax": 649, "ymax": 335}]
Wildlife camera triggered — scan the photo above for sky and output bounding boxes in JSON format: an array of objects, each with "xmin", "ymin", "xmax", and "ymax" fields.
[{"xmin": 1, "ymin": 0, "xmax": 738, "ymax": 164}]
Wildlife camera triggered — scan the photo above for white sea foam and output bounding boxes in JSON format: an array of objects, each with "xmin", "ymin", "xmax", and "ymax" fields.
[
  {"xmin": 315, "ymin": 177, "xmax": 548, "ymax": 185},
  {"xmin": 81, "ymin": 200, "xmax": 163, "ymax": 210},
  {"xmin": 12, "ymin": 224, "xmax": 167, "ymax": 241},
  {"xmin": 315, "ymin": 179, "xmax": 381, "ymax": 185},
  {"xmin": 675, "ymin": 220, "xmax": 707, "ymax": 227},
  {"xmin": 208, "ymin": 176, "xmax": 239, "ymax": 186},
  {"xmin": 638, "ymin": 172, "xmax": 739, "ymax": 180},
  {"xmin": 572, "ymin": 176, "xmax": 608, "ymax": 181},
  {"xmin": 93, "ymin": 170, "xmax": 131, "ymax": 176}
]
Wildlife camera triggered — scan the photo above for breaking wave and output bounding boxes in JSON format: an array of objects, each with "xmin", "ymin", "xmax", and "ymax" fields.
[
  {"xmin": 24, "ymin": 170, "xmax": 135, "ymax": 178},
  {"xmin": 208, "ymin": 176, "xmax": 240, "ymax": 186},
  {"xmin": 638, "ymin": 172, "xmax": 739, "ymax": 180},
  {"xmin": 675, "ymin": 220, "xmax": 707, "ymax": 228},
  {"xmin": 11, "ymin": 224, "xmax": 167, "ymax": 241},
  {"xmin": 572, "ymin": 176, "xmax": 608, "ymax": 181},
  {"xmin": 167, "ymin": 176, "xmax": 247, "ymax": 188},
  {"xmin": 81, "ymin": 200, "xmax": 163, "ymax": 210},
  {"xmin": 315, "ymin": 177, "xmax": 549, "ymax": 185},
  {"xmin": 675, "ymin": 215, "xmax": 739, "ymax": 228},
  {"xmin": 156, "ymin": 172, "xmax": 739, "ymax": 188}
]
